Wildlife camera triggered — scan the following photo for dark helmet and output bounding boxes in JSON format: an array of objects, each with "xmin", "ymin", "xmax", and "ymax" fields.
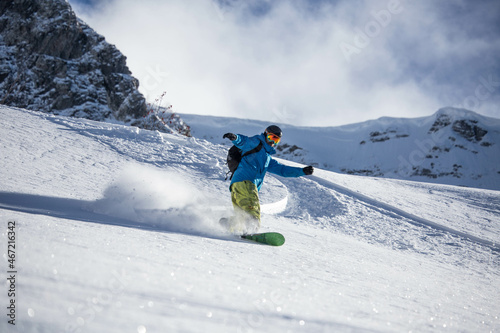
[{"xmin": 265, "ymin": 125, "xmax": 282, "ymax": 138}]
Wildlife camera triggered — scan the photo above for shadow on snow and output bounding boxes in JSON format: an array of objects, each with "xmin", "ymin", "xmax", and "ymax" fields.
[{"xmin": 0, "ymin": 191, "xmax": 240, "ymax": 244}]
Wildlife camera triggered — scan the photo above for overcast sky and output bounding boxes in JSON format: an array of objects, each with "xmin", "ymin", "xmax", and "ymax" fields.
[{"xmin": 69, "ymin": 0, "xmax": 500, "ymax": 126}]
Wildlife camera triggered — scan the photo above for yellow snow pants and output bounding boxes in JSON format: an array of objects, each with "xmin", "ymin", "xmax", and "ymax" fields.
[{"xmin": 230, "ymin": 180, "xmax": 261, "ymax": 232}]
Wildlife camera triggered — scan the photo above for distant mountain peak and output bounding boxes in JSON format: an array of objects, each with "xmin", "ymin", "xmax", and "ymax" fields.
[
  {"xmin": 435, "ymin": 106, "xmax": 477, "ymax": 116},
  {"xmin": 428, "ymin": 108, "xmax": 489, "ymax": 143}
]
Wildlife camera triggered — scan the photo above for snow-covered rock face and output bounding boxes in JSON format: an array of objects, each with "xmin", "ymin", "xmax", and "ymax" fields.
[
  {"xmin": 0, "ymin": 0, "xmax": 147, "ymax": 121},
  {"xmin": 290, "ymin": 107, "xmax": 499, "ymax": 190},
  {"xmin": 429, "ymin": 112, "xmax": 489, "ymax": 143},
  {"xmin": 390, "ymin": 108, "xmax": 497, "ymax": 185}
]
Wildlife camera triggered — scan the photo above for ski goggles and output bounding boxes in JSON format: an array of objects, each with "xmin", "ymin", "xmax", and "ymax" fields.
[{"xmin": 266, "ymin": 133, "xmax": 281, "ymax": 145}]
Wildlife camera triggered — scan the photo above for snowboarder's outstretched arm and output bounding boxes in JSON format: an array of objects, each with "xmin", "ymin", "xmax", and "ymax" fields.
[{"xmin": 268, "ymin": 159, "xmax": 314, "ymax": 177}]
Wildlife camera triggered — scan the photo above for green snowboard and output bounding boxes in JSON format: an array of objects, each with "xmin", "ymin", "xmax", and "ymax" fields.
[{"xmin": 241, "ymin": 232, "xmax": 285, "ymax": 246}]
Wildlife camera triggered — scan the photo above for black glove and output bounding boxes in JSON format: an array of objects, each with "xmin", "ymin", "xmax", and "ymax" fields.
[
  {"xmin": 223, "ymin": 133, "xmax": 237, "ymax": 141},
  {"xmin": 303, "ymin": 166, "xmax": 314, "ymax": 175}
]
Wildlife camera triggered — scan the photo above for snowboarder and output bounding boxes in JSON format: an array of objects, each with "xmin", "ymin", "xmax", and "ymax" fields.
[{"xmin": 221, "ymin": 125, "xmax": 314, "ymax": 234}]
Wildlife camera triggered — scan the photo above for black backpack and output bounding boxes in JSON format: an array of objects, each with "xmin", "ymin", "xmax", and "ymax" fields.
[{"xmin": 226, "ymin": 142, "xmax": 263, "ymax": 180}]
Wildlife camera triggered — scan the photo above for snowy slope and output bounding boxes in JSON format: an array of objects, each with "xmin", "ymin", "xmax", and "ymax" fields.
[
  {"xmin": 0, "ymin": 106, "xmax": 499, "ymax": 333},
  {"xmin": 181, "ymin": 107, "xmax": 500, "ymax": 190}
]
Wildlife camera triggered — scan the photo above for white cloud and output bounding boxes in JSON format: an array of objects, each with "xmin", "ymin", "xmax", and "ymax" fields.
[{"xmin": 71, "ymin": 0, "xmax": 499, "ymax": 126}]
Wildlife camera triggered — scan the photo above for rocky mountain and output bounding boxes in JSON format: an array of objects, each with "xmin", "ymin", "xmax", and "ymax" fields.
[
  {"xmin": 339, "ymin": 108, "xmax": 498, "ymax": 184},
  {"xmin": 181, "ymin": 107, "xmax": 500, "ymax": 190},
  {"xmin": 0, "ymin": 0, "xmax": 147, "ymax": 122}
]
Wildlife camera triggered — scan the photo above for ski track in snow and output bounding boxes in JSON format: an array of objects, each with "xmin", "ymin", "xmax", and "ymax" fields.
[
  {"xmin": 307, "ymin": 175, "xmax": 500, "ymax": 252},
  {"xmin": 1, "ymin": 107, "xmax": 499, "ymax": 332},
  {"xmin": 277, "ymin": 175, "xmax": 498, "ymax": 267}
]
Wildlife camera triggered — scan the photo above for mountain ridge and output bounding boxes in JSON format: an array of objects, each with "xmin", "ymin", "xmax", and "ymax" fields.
[{"xmin": 181, "ymin": 107, "xmax": 500, "ymax": 190}]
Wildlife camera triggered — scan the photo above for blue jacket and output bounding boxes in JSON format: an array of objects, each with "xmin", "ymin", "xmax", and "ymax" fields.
[{"xmin": 230, "ymin": 133, "xmax": 305, "ymax": 191}]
